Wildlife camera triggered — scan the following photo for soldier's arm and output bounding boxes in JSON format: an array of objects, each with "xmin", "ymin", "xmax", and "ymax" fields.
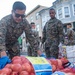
[
  {"xmin": 67, "ymin": 29, "xmax": 70, "ymax": 37},
  {"xmin": 24, "ymin": 19, "xmax": 39, "ymax": 51},
  {"xmin": 0, "ymin": 20, "xmax": 7, "ymax": 57},
  {"xmin": 57, "ymin": 20, "xmax": 64, "ymax": 43},
  {"xmin": 34, "ymin": 31, "xmax": 40, "ymax": 44},
  {"xmin": 42, "ymin": 23, "xmax": 46, "ymax": 44}
]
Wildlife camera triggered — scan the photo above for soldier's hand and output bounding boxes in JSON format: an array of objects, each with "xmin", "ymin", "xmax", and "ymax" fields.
[{"xmin": 1, "ymin": 51, "xmax": 7, "ymax": 57}]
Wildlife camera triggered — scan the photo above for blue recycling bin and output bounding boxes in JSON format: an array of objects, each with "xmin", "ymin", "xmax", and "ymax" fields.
[{"xmin": 26, "ymin": 57, "xmax": 52, "ymax": 75}]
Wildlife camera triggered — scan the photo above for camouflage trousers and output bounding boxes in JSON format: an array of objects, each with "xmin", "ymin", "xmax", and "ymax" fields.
[
  {"xmin": 27, "ymin": 45, "xmax": 37, "ymax": 56},
  {"xmin": 45, "ymin": 44, "xmax": 59, "ymax": 59},
  {"xmin": 6, "ymin": 42, "xmax": 20, "ymax": 59},
  {"xmin": 28, "ymin": 46, "xmax": 32, "ymax": 56}
]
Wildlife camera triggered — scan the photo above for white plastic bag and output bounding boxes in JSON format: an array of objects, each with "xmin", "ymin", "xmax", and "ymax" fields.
[{"xmin": 58, "ymin": 43, "xmax": 67, "ymax": 58}]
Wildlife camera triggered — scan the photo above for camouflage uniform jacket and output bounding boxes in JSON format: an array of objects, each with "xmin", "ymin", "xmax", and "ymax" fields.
[
  {"xmin": 67, "ymin": 28, "xmax": 75, "ymax": 45},
  {"xmin": 32, "ymin": 30, "xmax": 40, "ymax": 44},
  {"xmin": 27, "ymin": 30, "xmax": 39, "ymax": 47},
  {"xmin": 42, "ymin": 17, "xmax": 64, "ymax": 47},
  {"xmin": 0, "ymin": 14, "xmax": 39, "ymax": 52}
]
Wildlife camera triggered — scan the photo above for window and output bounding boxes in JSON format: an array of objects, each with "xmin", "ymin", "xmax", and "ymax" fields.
[
  {"xmin": 30, "ymin": 16, "xmax": 33, "ymax": 22},
  {"xmin": 64, "ymin": 7, "xmax": 70, "ymax": 18},
  {"xmin": 36, "ymin": 24, "xmax": 39, "ymax": 31},
  {"xmin": 73, "ymin": 22, "xmax": 75, "ymax": 31},
  {"xmin": 73, "ymin": 4, "xmax": 75, "ymax": 15},
  {"xmin": 36, "ymin": 12, "xmax": 40, "ymax": 20},
  {"xmin": 58, "ymin": 8, "xmax": 63, "ymax": 19}
]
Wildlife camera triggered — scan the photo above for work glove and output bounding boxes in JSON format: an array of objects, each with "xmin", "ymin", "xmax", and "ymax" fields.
[{"xmin": 0, "ymin": 56, "xmax": 11, "ymax": 69}]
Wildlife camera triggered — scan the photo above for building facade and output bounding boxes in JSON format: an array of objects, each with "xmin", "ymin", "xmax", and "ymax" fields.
[
  {"xmin": 53, "ymin": 0, "xmax": 75, "ymax": 32},
  {"xmin": 26, "ymin": 5, "xmax": 48, "ymax": 37},
  {"xmin": 39, "ymin": 0, "xmax": 75, "ymax": 33},
  {"xmin": 39, "ymin": 8, "xmax": 50, "ymax": 30}
]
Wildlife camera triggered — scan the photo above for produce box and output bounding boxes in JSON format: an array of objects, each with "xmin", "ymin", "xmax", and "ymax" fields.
[
  {"xmin": 59, "ymin": 45, "xmax": 75, "ymax": 63},
  {"xmin": 26, "ymin": 57, "xmax": 52, "ymax": 75},
  {"xmin": 66, "ymin": 46, "xmax": 75, "ymax": 63}
]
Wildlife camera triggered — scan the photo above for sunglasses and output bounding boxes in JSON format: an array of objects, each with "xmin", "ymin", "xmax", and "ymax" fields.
[{"xmin": 14, "ymin": 12, "xmax": 25, "ymax": 18}]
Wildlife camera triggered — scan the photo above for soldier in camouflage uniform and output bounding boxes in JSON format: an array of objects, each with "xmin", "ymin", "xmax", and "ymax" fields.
[
  {"xmin": 27, "ymin": 22, "xmax": 39, "ymax": 56},
  {"xmin": 0, "ymin": 1, "xmax": 39, "ymax": 59},
  {"xmin": 66, "ymin": 24, "xmax": 75, "ymax": 45},
  {"xmin": 42, "ymin": 8, "xmax": 64, "ymax": 58}
]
